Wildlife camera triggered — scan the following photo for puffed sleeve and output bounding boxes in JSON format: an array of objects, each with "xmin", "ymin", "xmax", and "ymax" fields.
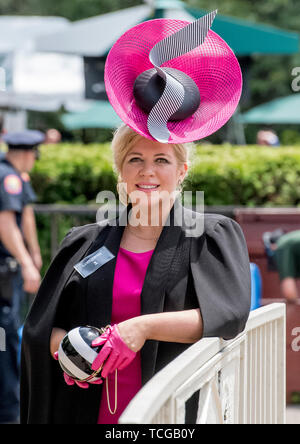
[{"xmin": 190, "ymin": 216, "xmax": 251, "ymax": 340}]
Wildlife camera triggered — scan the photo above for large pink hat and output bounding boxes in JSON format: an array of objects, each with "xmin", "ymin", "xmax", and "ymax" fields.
[{"xmin": 105, "ymin": 10, "xmax": 242, "ymax": 144}]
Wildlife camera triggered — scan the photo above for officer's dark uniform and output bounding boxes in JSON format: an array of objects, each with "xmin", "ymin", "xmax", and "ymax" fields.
[{"xmin": 0, "ymin": 131, "xmax": 44, "ymax": 423}]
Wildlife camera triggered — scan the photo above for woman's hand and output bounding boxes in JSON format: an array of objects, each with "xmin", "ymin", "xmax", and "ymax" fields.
[
  {"xmin": 51, "ymin": 328, "xmax": 103, "ymax": 389},
  {"xmin": 53, "ymin": 351, "xmax": 103, "ymax": 389},
  {"xmin": 115, "ymin": 317, "xmax": 147, "ymax": 353},
  {"xmin": 50, "ymin": 328, "xmax": 67, "ymax": 358},
  {"xmin": 91, "ymin": 320, "xmax": 146, "ymax": 378}
]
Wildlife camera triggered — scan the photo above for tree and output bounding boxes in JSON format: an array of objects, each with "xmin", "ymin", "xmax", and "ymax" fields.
[{"xmin": 0, "ymin": 0, "xmax": 141, "ymax": 21}]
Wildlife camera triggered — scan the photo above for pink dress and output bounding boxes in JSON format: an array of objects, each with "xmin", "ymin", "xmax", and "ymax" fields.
[{"xmin": 97, "ymin": 247, "xmax": 154, "ymax": 424}]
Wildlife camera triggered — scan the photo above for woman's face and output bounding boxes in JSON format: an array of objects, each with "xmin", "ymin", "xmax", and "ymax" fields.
[{"xmin": 121, "ymin": 138, "xmax": 187, "ymax": 207}]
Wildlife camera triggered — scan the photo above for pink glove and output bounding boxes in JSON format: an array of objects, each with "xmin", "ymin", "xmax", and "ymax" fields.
[
  {"xmin": 91, "ymin": 324, "xmax": 136, "ymax": 378},
  {"xmin": 53, "ymin": 351, "xmax": 103, "ymax": 389}
]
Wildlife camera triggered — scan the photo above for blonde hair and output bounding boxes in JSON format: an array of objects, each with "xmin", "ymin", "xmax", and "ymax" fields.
[
  {"xmin": 111, "ymin": 124, "xmax": 194, "ymax": 174},
  {"xmin": 111, "ymin": 124, "xmax": 194, "ymax": 204}
]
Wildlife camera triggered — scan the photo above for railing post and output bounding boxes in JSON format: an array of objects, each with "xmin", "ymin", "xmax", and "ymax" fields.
[
  {"xmin": 119, "ymin": 304, "xmax": 286, "ymax": 425},
  {"xmin": 277, "ymin": 306, "xmax": 286, "ymax": 424}
]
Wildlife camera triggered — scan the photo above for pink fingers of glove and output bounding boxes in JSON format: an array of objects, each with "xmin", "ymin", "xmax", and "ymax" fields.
[
  {"xmin": 89, "ymin": 379, "xmax": 103, "ymax": 385},
  {"xmin": 57, "ymin": 351, "xmax": 99, "ymax": 388},
  {"xmin": 63, "ymin": 373, "xmax": 89, "ymax": 389},
  {"xmin": 63, "ymin": 373, "xmax": 75, "ymax": 386},
  {"xmin": 74, "ymin": 380, "xmax": 89, "ymax": 389},
  {"xmin": 63, "ymin": 372, "xmax": 102, "ymax": 388},
  {"xmin": 99, "ymin": 350, "xmax": 119, "ymax": 378},
  {"xmin": 91, "ymin": 324, "xmax": 136, "ymax": 377},
  {"xmin": 91, "ymin": 327, "xmax": 112, "ymax": 348}
]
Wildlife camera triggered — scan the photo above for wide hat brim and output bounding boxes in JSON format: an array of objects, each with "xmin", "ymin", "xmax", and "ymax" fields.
[{"xmin": 105, "ymin": 18, "xmax": 243, "ymax": 144}]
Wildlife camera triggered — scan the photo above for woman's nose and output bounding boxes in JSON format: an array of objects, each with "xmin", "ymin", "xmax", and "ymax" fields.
[{"xmin": 139, "ymin": 161, "xmax": 155, "ymax": 176}]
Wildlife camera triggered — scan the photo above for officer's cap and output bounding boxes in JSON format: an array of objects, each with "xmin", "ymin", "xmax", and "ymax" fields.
[{"xmin": 2, "ymin": 130, "xmax": 45, "ymax": 150}]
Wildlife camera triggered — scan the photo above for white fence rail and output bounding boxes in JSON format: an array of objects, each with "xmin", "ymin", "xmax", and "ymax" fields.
[{"xmin": 119, "ymin": 303, "xmax": 286, "ymax": 424}]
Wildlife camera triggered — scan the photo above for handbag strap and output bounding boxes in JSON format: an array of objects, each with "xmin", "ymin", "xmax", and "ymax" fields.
[{"xmin": 105, "ymin": 370, "xmax": 118, "ymax": 415}]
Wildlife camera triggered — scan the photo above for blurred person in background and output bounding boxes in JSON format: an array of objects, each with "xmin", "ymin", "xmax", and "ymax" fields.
[
  {"xmin": 44, "ymin": 128, "xmax": 61, "ymax": 145},
  {"xmin": 263, "ymin": 228, "xmax": 300, "ymax": 304},
  {"xmin": 273, "ymin": 231, "xmax": 300, "ymax": 304},
  {"xmin": 256, "ymin": 129, "xmax": 280, "ymax": 147},
  {"xmin": 0, "ymin": 130, "xmax": 44, "ymax": 423}
]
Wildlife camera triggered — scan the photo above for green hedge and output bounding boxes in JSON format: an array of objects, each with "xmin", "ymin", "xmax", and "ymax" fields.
[
  {"xmin": 29, "ymin": 143, "xmax": 116, "ymax": 275},
  {"xmin": 32, "ymin": 142, "xmax": 300, "ymax": 207},
  {"xmin": 186, "ymin": 144, "xmax": 300, "ymax": 207},
  {"xmin": 31, "ymin": 143, "xmax": 117, "ymax": 204},
  {"xmin": 12, "ymin": 142, "xmax": 300, "ymax": 276}
]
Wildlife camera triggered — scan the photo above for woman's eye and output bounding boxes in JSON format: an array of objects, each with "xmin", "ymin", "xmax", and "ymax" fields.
[
  {"xmin": 128, "ymin": 157, "xmax": 169, "ymax": 163},
  {"xmin": 156, "ymin": 158, "xmax": 169, "ymax": 163}
]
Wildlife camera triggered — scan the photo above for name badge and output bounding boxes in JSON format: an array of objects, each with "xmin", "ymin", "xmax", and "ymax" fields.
[{"xmin": 74, "ymin": 246, "xmax": 115, "ymax": 278}]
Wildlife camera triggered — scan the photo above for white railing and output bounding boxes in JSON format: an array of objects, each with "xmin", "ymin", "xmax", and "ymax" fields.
[{"xmin": 119, "ymin": 303, "xmax": 286, "ymax": 424}]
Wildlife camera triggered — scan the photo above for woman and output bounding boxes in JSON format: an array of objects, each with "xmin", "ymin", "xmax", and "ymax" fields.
[
  {"xmin": 21, "ymin": 12, "xmax": 251, "ymax": 424},
  {"xmin": 21, "ymin": 124, "xmax": 251, "ymax": 424}
]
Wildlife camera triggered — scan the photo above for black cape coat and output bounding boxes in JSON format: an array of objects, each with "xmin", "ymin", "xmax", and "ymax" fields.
[{"xmin": 20, "ymin": 202, "xmax": 251, "ymax": 424}]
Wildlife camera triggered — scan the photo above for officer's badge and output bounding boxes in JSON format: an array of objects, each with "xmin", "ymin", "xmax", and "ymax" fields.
[{"xmin": 4, "ymin": 174, "xmax": 22, "ymax": 195}]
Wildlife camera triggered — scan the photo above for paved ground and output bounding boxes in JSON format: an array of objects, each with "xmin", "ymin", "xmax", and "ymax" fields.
[{"xmin": 286, "ymin": 405, "xmax": 300, "ymax": 424}]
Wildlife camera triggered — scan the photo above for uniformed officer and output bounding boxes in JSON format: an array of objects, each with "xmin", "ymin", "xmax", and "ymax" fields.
[
  {"xmin": 273, "ymin": 230, "xmax": 300, "ymax": 304},
  {"xmin": 0, "ymin": 130, "xmax": 45, "ymax": 423}
]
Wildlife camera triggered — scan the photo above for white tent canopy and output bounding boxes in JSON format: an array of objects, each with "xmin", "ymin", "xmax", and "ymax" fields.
[
  {"xmin": 13, "ymin": 51, "xmax": 84, "ymax": 106},
  {"xmin": 0, "ymin": 16, "xmax": 70, "ymax": 52},
  {"xmin": 0, "ymin": 50, "xmax": 85, "ymax": 112},
  {"xmin": 0, "ymin": 16, "xmax": 85, "ymax": 115},
  {"xmin": 35, "ymin": 5, "xmax": 152, "ymax": 56}
]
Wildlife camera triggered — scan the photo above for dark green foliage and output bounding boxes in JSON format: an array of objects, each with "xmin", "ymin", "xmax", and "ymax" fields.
[
  {"xmin": 0, "ymin": 0, "xmax": 141, "ymax": 21},
  {"xmin": 186, "ymin": 144, "xmax": 300, "ymax": 207},
  {"xmin": 27, "ymin": 142, "xmax": 300, "ymax": 273},
  {"xmin": 32, "ymin": 143, "xmax": 117, "ymax": 204},
  {"xmin": 32, "ymin": 142, "xmax": 300, "ymax": 208}
]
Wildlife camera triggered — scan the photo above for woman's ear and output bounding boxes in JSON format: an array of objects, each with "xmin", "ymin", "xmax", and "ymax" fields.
[{"xmin": 179, "ymin": 163, "xmax": 188, "ymax": 183}]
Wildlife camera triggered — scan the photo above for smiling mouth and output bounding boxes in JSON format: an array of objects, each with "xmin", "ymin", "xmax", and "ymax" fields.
[{"xmin": 136, "ymin": 184, "xmax": 160, "ymax": 190}]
